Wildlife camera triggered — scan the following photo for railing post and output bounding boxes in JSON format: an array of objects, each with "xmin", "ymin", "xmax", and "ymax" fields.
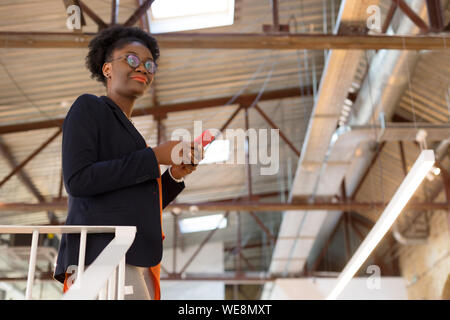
[
  {"xmin": 25, "ymin": 229, "xmax": 39, "ymax": 300},
  {"xmin": 117, "ymin": 256, "xmax": 126, "ymax": 300},
  {"xmin": 74, "ymin": 228, "xmax": 87, "ymax": 289},
  {"xmin": 98, "ymin": 285, "xmax": 107, "ymax": 300},
  {"xmin": 107, "ymin": 268, "xmax": 116, "ymax": 300}
]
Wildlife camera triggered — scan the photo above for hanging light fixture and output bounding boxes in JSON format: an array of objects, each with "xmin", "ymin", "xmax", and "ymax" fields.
[{"xmin": 326, "ymin": 149, "xmax": 435, "ymax": 300}]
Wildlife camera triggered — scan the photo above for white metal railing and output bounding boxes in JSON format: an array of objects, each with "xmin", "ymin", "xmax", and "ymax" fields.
[{"xmin": 0, "ymin": 225, "xmax": 136, "ymax": 300}]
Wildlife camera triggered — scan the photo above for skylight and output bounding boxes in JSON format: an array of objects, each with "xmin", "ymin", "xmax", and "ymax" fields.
[
  {"xmin": 179, "ymin": 214, "xmax": 228, "ymax": 234},
  {"xmin": 148, "ymin": 0, "xmax": 235, "ymax": 33}
]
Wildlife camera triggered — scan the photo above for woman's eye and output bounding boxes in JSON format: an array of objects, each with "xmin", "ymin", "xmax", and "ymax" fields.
[{"xmin": 127, "ymin": 55, "xmax": 139, "ymax": 67}]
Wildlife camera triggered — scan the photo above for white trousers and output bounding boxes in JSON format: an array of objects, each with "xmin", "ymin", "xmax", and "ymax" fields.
[{"xmin": 124, "ymin": 264, "xmax": 155, "ymax": 300}]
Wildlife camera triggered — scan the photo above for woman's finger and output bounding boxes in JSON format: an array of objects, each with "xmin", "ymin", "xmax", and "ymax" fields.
[{"xmin": 190, "ymin": 142, "xmax": 203, "ymax": 164}]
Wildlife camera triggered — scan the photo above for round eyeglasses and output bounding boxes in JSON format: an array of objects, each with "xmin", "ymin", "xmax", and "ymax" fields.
[{"xmin": 107, "ymin": 53, "xmax": 157, "ymax": 74}]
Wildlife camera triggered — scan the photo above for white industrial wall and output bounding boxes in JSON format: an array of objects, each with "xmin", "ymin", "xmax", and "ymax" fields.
[{"xmin": 161, "ymin": 241, "xmax": 224, "ymax": 300}]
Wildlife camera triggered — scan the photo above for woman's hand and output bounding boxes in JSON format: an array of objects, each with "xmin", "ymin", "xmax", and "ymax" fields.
[
  {"xmin": 152, "ymin": 140, "xmax": 204, "ymax": 166},
  {"xmin": 152, "ymin": 140, "xmax": 180, "ymax": 166},
  {"xmin": 171, "ymin": 141, "xmax": 204, "ymax": 179},
  {"xmin": 170, "ymin": 164, "xmax": 198, "ymax": 180}
]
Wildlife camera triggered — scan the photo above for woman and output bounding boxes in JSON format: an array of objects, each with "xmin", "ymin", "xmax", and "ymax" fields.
[{"xmin": 53, "ymin": 25, "xmax": 203, "ymax": 300}]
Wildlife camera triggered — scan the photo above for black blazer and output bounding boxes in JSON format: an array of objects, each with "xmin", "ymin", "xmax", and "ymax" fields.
[{"xmin": 54, "ymin": 94, "xmax": 184, "ymax": 283}]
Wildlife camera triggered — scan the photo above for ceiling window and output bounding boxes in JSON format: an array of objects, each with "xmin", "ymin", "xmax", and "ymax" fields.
[
  {"xmin": 148, "ymin": 0, "xmax": 235, "ymax": 33},
  {"xmin": 179, "ymin": 214, "xmax": 228, "ymax": 234}
]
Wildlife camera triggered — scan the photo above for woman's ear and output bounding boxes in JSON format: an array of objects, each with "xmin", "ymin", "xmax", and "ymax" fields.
[{"xmin": 102, "ymin": 62, "xmax": 112, "ymax": 79}]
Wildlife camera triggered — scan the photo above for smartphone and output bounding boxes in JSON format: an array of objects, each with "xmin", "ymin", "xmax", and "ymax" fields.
[
  {"xmin": 194, "ymin": 129, "xmax": 215, "ymax": 148},
  {"xmin": 192, "ymin": 130, "xmax": 215, "ymax": 166}
]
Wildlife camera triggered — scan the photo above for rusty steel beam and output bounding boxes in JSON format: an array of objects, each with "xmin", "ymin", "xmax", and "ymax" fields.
[
  {"xmin": 144, "ymin": 88, "xmax": 308, "ymax": 117},
  {"xmin": 351, "ymin": 218, "xmax": 367, "ymax": 240},
  {"xmin": 248, "ymin": 211, "xmax": 276, "ymax": 243},
  {"xmin": 0, "ymin": 128, "xmax": 62, "ymax": 189},
  {"xmin": 108, "ymin": 32, "xmax": 443, "ymax": 50},
  {"xmin": 1, "ymin": 31, "xmax": 449, "ymax": 50},
  {"xmin": 0, "ymin": 273, "xmax": 275, "ymax": 284},
  {"xmin": 1, "ymin": 200, "xmax": 449, "ymax": 213},
  {"xmin": 157, "ymin": 117, "xmax": 161, "ymax": 145},
  {"xmin": 168, "ymin": 201, "xmax": 450, "ymax": 212},
  {"xmin": 159, "ymin": 272, "xmax": 277, "ymax": 284},
  {"xmin": 2, "ymin": 271, "xmax": 359, "ymax": 284},
  {"xmin": 244, "ymin": 108, "xmax": 253, "ymax": 198},
  {"xmin": 111, "ymin": 0, "xmax": 119, "ymax": 25},
  {"xmin": 271, "ymin": 0, "xmax": 280, "ymax": 30},
  {"xmin": 350, "ymin": 142, "xmax": 387, "ymax": 201},
  {"xmin": 136, "ymin": 0, "xmax": 150, "ymax": 32},
  {"xmin": 224, "ymin": 234, "xmax": 258, "ymax": 273},
  {"xmin": 1, "ymin": 271, "xmax": 352, "ymax": 284},
  {"xmin": 181, "ymin": 191, "xmax": 288, "ymax": 206},
  {"xmin": 225, "ymin": 241, "xmax": 275, "ymax": 252},
  {"xmin": 426, "ymin": 0, "xmax": 444, "ymax": 32},
  {"xmin": 382, "ymin": 2, "xmax": 398, "ymax": 33},
  {"xmin": 155, "ymin": 114, "xmax": 167, "ymax": 145},
  {"xmin": 392, "ymin": 0, "xmax": 430, "ymax": 33},
  {"xmin": 219, "ymin": 106, "xmax": 242, "ymax": 133},
  {"xmin": 350, "ymin": 212, "xmax": 374, "ymax": 231},
  {"xmin": 236, "ymin": 211, "xmax": 242, "ymax": 274},
  {"xmin": 0, "ymin": 88, "xmax": 305, "ymax": 135},
  {"xmin": 0, "ymin": 138, "xmax": 57, "ymax": 225},
  {"xmin": 0, "ymin": 138, "xmax": 45, "ymax": 202},
  {"xmin": 398, "ymin": 141, "xmax": 408, "ymax": 175},
  {"xmin": 306, "ymin": 214, "xmax": 344, "ymax": 275},
  {"xmin": 78, "ymin": 0, "xmax": 108, "ymax": 30},
  {"xmin": 0, "ymin": 190, "xmax": 287, "ymax": 213},
  {"xmin": 253, "ymin": 104, "xmax": 301, "ymax": 157},
  {"xmin": 0, "ymin": 119, "xmax": 63, "ymax": 135},
  {"xmin": 238, "ymin": 252, "xmax": 256, "ymax": 271},
  {"xmin": 201, "ymin": 191, "xmax": 289, "ymax": 204},
  {"xmin": 124, "ymin": 0, "xmax": 154, "ymax": 27},
  {"xmin": 262, "ymin": 0, "xmax": 289, "ymax": 33}
]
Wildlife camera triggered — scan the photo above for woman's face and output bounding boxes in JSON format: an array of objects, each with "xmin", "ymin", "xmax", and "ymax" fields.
[{"xmin": 103, "ymin": 41, "xmax": 155, "ymax": 98}]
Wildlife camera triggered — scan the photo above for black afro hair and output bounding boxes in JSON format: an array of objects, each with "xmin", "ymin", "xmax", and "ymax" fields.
[{"xmin": 85, "ymin": 25, "xmax": 160, "ymax": 86}]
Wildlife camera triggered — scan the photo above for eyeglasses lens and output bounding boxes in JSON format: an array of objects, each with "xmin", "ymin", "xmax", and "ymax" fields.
[
  {"xmin": 145, "ymin": 61, "xmax": 156, "ymax": 74},
  {"xmin": 126, "ymin": 54, "xmax": 156, "ymax": 74},
  {"xmin": 127, "ymin": 55, "xmax": 140, "ymax": 68}
]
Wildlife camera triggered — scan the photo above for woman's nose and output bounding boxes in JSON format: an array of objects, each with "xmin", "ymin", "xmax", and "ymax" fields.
[{"xmin": 135, "ymin": 63, "xmax": 148, "ymax": 74}]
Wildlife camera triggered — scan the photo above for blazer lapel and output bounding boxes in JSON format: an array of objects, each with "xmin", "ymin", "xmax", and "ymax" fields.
[{"xmin": 100, "ymin": 96, "xmax": 147, "ymax": 149}]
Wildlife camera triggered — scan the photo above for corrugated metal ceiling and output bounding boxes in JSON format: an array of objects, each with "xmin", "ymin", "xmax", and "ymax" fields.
[{"xmin": 0, "ymin": 0, "xmax": 332, "ymax": 232}]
